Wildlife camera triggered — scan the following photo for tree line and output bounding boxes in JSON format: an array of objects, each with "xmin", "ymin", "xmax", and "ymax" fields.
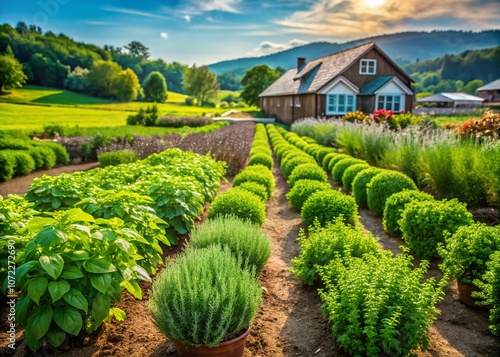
[{"xmin": 403, "ymin": 46, "xmax": 499, "ymax": 95}]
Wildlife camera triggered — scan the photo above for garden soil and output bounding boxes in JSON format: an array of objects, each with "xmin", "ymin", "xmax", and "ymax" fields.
[{"xmin": 1, "ymin": 161, "xmax": 499, "ymax": 356}]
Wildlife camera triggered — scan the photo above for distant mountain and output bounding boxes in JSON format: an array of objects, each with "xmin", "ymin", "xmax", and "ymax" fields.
[{"xmin": 208, "ymin": 30, "xmax": 500, "ymax": 75}]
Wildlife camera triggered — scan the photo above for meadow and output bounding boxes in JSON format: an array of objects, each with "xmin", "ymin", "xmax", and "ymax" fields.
[{"xmin": 0, "ymin": 86, "xmax": 244, "ymax": 134}]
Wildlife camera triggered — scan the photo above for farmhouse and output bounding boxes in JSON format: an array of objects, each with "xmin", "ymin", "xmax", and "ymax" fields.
[
  {"xmin": 259, "ymin": 42, "xmax": 414, "ymax": 124},
  {"xmin": 477, "ymin": 79, "xmax": 500, "ymax": 103},
  {"xmin": 416, "ymin": 92, "xmax": 484, "ymax": 108}
]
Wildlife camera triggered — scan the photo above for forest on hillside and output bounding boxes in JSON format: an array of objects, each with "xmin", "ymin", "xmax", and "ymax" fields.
[{"xmin": 403, "ymin": 47, "xmax": 499, "ymax": 95}]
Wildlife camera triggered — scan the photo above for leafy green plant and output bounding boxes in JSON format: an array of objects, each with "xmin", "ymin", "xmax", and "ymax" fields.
[
  {"xmin": 473, "ymin": 251, "xmax": 500, "ymax": 336},
  {"xmin": 351, "ymin": 168, "xmax": 384, "ymax": 207},
  {"xmin": 400, "ymin": 199, "xmax": 473, "ymax": 259},
  {"xmin": 367, "ymin": 171, "xmax": 417, "ymax": 216},
  {"xmin": 319, "ymin": 250, "xmax": 445, "ymax": 357},
  {"xmin": 208, "ymin": 188, "xmax": 266, "ymax": 226},
  {"xmin": 236, "ymin": 181, "xmax": 269, "ymax": 201},
  {"xmin": 291, "ymin": 218, "xmax": 380, "ymax": 286},
  {"xmin": 327, "ymin": 154, "xmax": 353, "ymax": 172},
  {"xmin": 286, "ymin": 179, "xmax": 331, "ymax": 212},
  {"xmin": 97, "ymin": 150, "xmax": 138, "ymax": 167},
  {"xmin": 341, "ymin": 163, "xmax": 370, "ymax": 192},
  {"xmin": 11, "ymin": 150, "xmax": 36, "ymax": 175},
  {"xmin": 248, "ymin": 153, "xmax": 273, "ymax": 170},
  {"xmin": 76, "ymin": 190, "xmax": 171, "ymax": 274},
  {"xmin": 288, "ymin": 163, "xmax": 328, "ymax": 188},
  {"xmin": 439, "ymin": 223, "xmax": 500, "ymax": 284},
  {"xmin": 281, "ymin": 154, "xmax": 316, "ymax": 179},
  {"xmin": 331, "ymin": 158, "xmax": 364, "ymax": 183},
  {"xmin": 315, "ymin": 148, "xmax": 337, "ymax": 166},
  {"xmin": 189, "ymin": 215, "xmax": 271, "ymax": 273},
  {"xmin": 14, "ymin": 209, "xmax": 151, "ymax": 351},
  {"xmin": 383, "ymin": 190, "xmax": 435, "ymax": 236},
  {"xmin": 301, "ymin": 189, "xmax": 358, "ymax": 227},
  {"xmin": 233, "ymin": 165, "xmax": 275, "ymax": 198},
  {"xmin": 148, "ymin": 245, "xmax": 262, "ymax": 347}
]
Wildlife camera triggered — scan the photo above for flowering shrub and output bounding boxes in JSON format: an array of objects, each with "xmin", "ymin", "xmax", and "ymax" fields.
[
  {"xmin": 343, "ymin": 110, "xmax": 370, "ymax": 122},
  {"xmin": 455, "ymin": 110, "xmax": 500, "ymax": 141},
  {"xmin": 372, "ymin": 109, "xmax": 394, "ymax": 124}
]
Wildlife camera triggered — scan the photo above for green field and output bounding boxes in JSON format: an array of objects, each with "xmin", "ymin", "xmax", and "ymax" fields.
[{"xmin": 0, "ymin": 86, "xmax": 241, "ymax": 133}]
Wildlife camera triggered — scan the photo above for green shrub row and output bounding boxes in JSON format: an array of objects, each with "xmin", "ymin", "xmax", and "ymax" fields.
[
  {"xmin": 97, "ymin": 150, "xmax": 139, "ymax": 167},
  {"xmin": 0, "ymin": 136, "xmax": 69, "ymax": 181}
]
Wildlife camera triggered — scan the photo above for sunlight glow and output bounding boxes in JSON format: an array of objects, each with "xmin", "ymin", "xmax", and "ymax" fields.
[{"xmin": 364, "ymin": 0, "xmax": 386, "ymax": 7}]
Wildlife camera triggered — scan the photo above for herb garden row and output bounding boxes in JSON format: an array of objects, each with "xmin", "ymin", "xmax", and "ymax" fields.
[{"xmin": 264, "ymin": 123, "xmax": 500, "ymax": 355}]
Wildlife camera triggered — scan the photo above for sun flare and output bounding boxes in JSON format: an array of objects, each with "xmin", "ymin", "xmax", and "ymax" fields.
[{"xmin": 364, "ymin": 0, "xmax": 386, "ymax": 7}]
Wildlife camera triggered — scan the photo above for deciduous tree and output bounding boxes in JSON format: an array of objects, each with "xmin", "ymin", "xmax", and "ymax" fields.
[
  {"xmin": 87, "ymin": 60, "xmax": 122, "ymax": 98},
  {"xmin": 240, "ymin": 65, "xmax": 282, "ymax": 107},
  {"xmin": 183, "ymin": 65, "xmax": 219, "ymax": 106},
  {"xmin": 143, "ymin": 71, "xmax": 167, "ymax": 102},
  {"xmin": 113, "ymin": 68, "xmax": 141, "ymax": 102},
  {"xmin": 0, "ymin": 53, "xmax": 27, "ymax": 92}
]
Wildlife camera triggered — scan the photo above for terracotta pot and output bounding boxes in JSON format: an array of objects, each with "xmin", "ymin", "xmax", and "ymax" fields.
[
  {"xmin": 456, "ymin": 279, "xmax": 491, "ymax": 309},
  {"xmin": 173, "ymin": 328, "xmax": 250, "ymax": 357}
]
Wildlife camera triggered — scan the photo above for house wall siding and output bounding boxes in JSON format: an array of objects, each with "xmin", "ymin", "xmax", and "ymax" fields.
[{"xmin": 342, "ymin": 48, "xmax": 412, "ymax": 89}]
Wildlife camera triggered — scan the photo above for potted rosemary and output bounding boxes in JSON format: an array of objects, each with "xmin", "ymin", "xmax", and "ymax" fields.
[
  {"xmin": 148, "ymin": 245, "xmax": 262, "ymax": 357},
  {"xmin": 439, "ymin": 223, "xmax": 500, "ymax": 307}
]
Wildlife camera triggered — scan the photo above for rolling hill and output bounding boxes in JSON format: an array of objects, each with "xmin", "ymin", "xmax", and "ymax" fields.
[{"xmin": 208, "ymin": 30, "xmax": 500, "ymax": 75}]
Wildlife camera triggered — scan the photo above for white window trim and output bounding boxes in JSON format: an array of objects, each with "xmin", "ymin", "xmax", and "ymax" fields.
[
  {"xmin": 294, "ymin": 96, "xmax": 301, "ymax": 107},
  {"xmin": 290, "ymin": 97, "xmax": 293, "ymax": 106},
  {"xmin": 376, "ymin": 94, "xmax": 404, "ymax": 112},
  {"xmin": 326, "ymin": 94, "xmax": 356, "ymax": 115},
  {"xmin": 360, "ymin": 59, "xmax": 377, "ymax": 75}
]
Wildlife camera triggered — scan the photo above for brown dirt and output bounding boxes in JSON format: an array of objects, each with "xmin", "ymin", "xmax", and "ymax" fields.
[
  {"xmin": 1, "ymin": 161, "xmax": 499, "ymax": 356},
  {"xmin": 0, "ymin": 162, "xmax": 99, "ymax": 198}
]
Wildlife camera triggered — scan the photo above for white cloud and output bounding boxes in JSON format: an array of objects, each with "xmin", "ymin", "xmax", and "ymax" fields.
[
  {"xmin": 184, "ymin": 15, "xmax": 191, "ymax": 23},
  {"xmin": 276, "ymin": 0, "xmax": 500, "ymax": 37},
  {"xmin": 246, "ymin": 39, "xmax": 311, "ymax": 57},
  {"xmin": 160, "ymin": 32, "xmax": 169, "ymax": 40},
  {"xmin": 190, "ymin": 0, "xmax": 242, "ymax": 14},
  {"xmin": 102, "ymin": 6, "xmax": 170, "ymax": 20}
]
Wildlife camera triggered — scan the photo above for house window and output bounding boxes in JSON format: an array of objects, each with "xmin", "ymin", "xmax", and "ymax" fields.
[
  {"xmin": 294, "ymin": 96, "xmax": 301, "ymax": 107},
  {"xmin": 377, "ymin": 95, "xmax": 402, "ymax": 112},
  {"xmin": 327, "ymin": 94, "xmax": 356, "ymax": 115},
  {"xmin": 360, "ymin": 59, "xmax": 376, "ymax": 75}
]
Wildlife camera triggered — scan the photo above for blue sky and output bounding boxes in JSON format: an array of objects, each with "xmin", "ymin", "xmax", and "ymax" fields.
[{"xmin": 1, "ymin": 0, "xmax": 499, "ymax": 65}]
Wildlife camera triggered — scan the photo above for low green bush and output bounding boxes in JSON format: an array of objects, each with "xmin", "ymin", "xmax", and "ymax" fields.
[
  {"xmin": 291, "ymin": 218, "xmax": 380, "ymax": 286},
  {"xmin": 189, "ymin": 215, "xmax": 271, "ymax": 273},
  {"xmin": 233, "ymin": 165, "xmax": 275, "ymax": 197},
  {"xmin": 33, "ymin": 142, "xmax": 69, "ymax": 165},
  {"xmin": 342, "ymin": 163, "xmax": 370, "ymax": 192},
  {"xmin": 327, "ymin": 154, "xmax": 352, "ymax": 172},
  {"xmin": 149, "ymin": 245, "xmax": 262, "ymax": 347},
  {"xmin": 248, "ymin": 153, "xmax": 273, "ymax": 170},
  {"xmin": 316, "ymin": 148, "xmax": 337, "ymax": 166},
  {"xmin": 237, "ymin": 181, "xmax": 269, "ymax": 201},
  {"xmin": 157, "ymin": 115, "xmax": 213, "ymax": 128},
  {"xmin": 322, "ymin": 152, "xmax": 339, "ymax": 170},
  {"xmin": 36, "ymin": 146, "xmax": 57, "ymax": 169},
  {"xmin": 98, "ymin": 150, "xmax": 139, "ymax": 167},
  {"xmin": 301, "ymin": 189, "xmax": 358, "ymax": 227},
  {"xmin": 281, "ymin": 154, "xmax": 316, "ymax": 178},
  {"xmin": 383, "ymin": 190, "xmax": 435, "ymax": 236},
  {"xmin": 249, "ymin": 146, "xmax": 272, "ymax": 157},
  {"xmin": 400, "ymin": 199, "xmax": 473, "ymax": 259},
  {"xmin": 11, "ymin": 150, "xmax": 36, "ymax": 175},
  {"xmin": 0, "ymin": 151, "xmax": 17, "ymax": 181},
  {"xmin": 367, "ymin": 171, "xmax": 417, "ymax": 216},
  {"xmin": 439, "ymin": 223, "xmax": 500, "ymax": 284},
  {"xmin": 352, "ymin": 168, "xmax": 384, "ymax": 207},
  {"xmin": 288, "ymin": 163, "xmax": 328, "ymax": 188},
  {"xmin": 473, "ymin": 251, "xmax": 500, "ymax": 336},
  {"xmin": 332, "ymin": 158, "xmax": 364, "ymax": 183},
  {"xmin": 319, "ymin": 250, "xmax": 445, "ymax": 356},
  {"xmin": 286, "ymin": 179, "xmax": 331, "ymax": 212},
  {"xmin": 208, "ymin": 188, "xmax": 266, "ymax": 226},
  {"xmin": 0, "ymin": 137, "xmax": 30, "ymax": 150}
]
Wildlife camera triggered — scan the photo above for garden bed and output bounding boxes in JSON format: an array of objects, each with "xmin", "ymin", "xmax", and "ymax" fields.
[{"xmin": 1, "ymin": 159, "xmax": 499, "ymax": 356}]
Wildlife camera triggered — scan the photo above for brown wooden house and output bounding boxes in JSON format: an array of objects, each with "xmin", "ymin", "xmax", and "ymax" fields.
[{"xmin": 259, "ymin": 42, "xmax": 414, "ymax": 124}]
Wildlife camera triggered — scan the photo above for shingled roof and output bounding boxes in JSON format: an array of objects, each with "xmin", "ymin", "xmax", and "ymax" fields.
[{"xmin": 260, "ymin": 42, "xmax": 375, "ymax": 97}]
